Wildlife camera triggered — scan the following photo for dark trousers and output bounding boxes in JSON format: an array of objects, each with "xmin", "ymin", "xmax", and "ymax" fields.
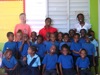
[
  {"xmin": 80, "ymin": 69, "xmax": 92, "ymax": 75},
  {"xmin": 44, "ymin": 69, "xmax": 57, "ymax": 75},
  {"xmin": 63, "ymin": 68, "xmax": 76, "ymax": 75}
]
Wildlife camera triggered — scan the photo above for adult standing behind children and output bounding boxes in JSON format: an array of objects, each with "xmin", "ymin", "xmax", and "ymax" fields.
[
  {"xmin": 14, "ymin": 13, "xmax": 31, "ymax": 40},
  {"xmin": 39, "ymin": 17, "xmax": 57, "ymax": 40},
  {"xmin": 73, "ymin": 13, "xmax": 91, "ymax": 33}
]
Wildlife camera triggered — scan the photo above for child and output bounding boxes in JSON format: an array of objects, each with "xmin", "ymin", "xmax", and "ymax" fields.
[
  {"xmin": 57, "ymin": 32, "xmax": 63, "ymax": 44},
  {"xmin": 79, "ymin": 29, "xmax": 87, "ymax": 44},
  {"xmin": 18, "ymin": 34, "xmax": 31, "ymax": 57},
  {"xmin": 76, "ymin": 49, "xmax": 92, "ymax": 75},
  {"xmin": 82, "ymin": 34, "xmax": 95, "ymax": 68},
  {"xmin": 3, "ymin": 32, "xmax": 17, "ymax": 56},
  {"xmin": 58, "ymin": 44, "xmax": 75, "ymax": 75},
  {"xmin": 21, "ymin": 46, "xmax": 41, "ymax": 75},
  {"xmin": 69, "ymin": 29, "xmax": 75, "ymax": 42},
  {"xmin": 45, "ymin": 33, "xmax": 59, "ymax": 53},
  {"xmin": 70, "ymin": 33, "xmax": 82, "ymax": 63},
  {"xmin": 89, "ymin": 31, "xmax": 99, "ymax": 75},
  {"xmin": 2, "ymin": 49, "xmax": 20, "ymax": 75},
  {"xmin": 16, "ymin": 30, "xmax": 23, "ymax": 42},
  {"xmin": 59, "ymin": 33, "xmax": 71, "ymax": 51},
  {"xmin": 30, "ymin": 31, "xmax": 37, "ymax": 45},
  {"xmin": 35, "ymin": 35, "xmax": 46, "ymax": 60},
  {"xmin": 42, "ymin": 45, "xmax": 58, "ymax": 75}
]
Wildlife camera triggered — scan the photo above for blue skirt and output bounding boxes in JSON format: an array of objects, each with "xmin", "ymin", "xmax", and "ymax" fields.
[{"xmin": 20, "ymin": 66, "xmax": 40, "ymax": 75}]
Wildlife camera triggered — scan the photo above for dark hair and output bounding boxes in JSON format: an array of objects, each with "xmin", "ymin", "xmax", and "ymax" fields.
[
  {"xmin": 31, "ymin": 31, "xmax": 37, "ymax": 36},
  {"xmin": 7, "ymin": 32, "xmax": 14, "ymax": 37},
  {"xmin": 45, "ymin": 17, "xmax": 52, "ymax": 22},
  {"xmin": 29, "ymin": 46, "xmax": 37, "ymax": 52},
  {"xmin": 77, "ymin": 13, "xmax": 84, "ymax": 18},
  {"xmin": 80, "ymin": 29, "xmax": 87, "ymax": 34},
  {"xmin": 63, "ymin": 33, "xmax": 69, "ymax": 38},
  {"xmin": 4, "ymin": 49, "xmax": 12, "ymax": 56},
  {"xmin": 80, "ymin": 49, "xmax": 87, "ymax": 55},
  {"xmin": 37, "ymin": 35, "xmax": 44, "ymax": 41},
  {"xmin": 74, "ymin": 33, "xmax": 80, "ymax": 37},
  {"xmin": 58, "ymin": 32, "xmax": 63, "ymax": 37},
  {"xmin": 19, "ymin": 13, "xmax": 26, "ymax": 16},
  {"xmin": 69, "ymin": 29, "xmax": 75, "ymax": 34},
  {"xmin": 61, "ymin": 44, "xmax": 70, "ymax": 53},
  {"xmin": 17, "ymin": 30, "xmax": 23, "ymax": 34}
]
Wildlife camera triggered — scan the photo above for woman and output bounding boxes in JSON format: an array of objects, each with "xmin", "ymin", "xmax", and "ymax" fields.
[
  {"xmin": 14, "ymin": 13, "xmax": 31, "ymax": 40},
  {"xmin": 39, "ymin": 17, "xmax": 57, "ymax": 40},
  {"xmin": 74, "ymin": 13, "xmax": 91, "ymax": 33}
]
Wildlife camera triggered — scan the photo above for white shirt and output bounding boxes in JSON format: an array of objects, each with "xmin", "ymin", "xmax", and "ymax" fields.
[
  {"xmin": 27, "ymin": 54, "xmax": 41, "ymax": 67},
  {"xmin": 74, "ymin": 22, "xmax": 91, "ymax": 33}
]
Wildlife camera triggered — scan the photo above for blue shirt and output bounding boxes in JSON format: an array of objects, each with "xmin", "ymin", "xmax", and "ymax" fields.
[
  {"xmin": 45, "ymin": 41, "xmax": 59, "ymax": 52},
  {"xmin": 79, "ymin": 37, "xmax": 86, "ymax": 44},
  {"xmin": 2, "ymin": 56, "xmax": 17, "ymax": 68},
  {"xmin": 76, "ymin": 57, "xmax": 90, "ymax": 68},
  {"xmin": 58, "ymin": 55, "xmax": 73, "ymax": 69},
  {"xmin": 27, "ymin": 54, "xmax": 41, "ymax": 67},
  {"xmin": 42, "ymin": 54, "xmax": 58, "ymax": 70},
  {"xmin": 82, "ymin": 42, "xmax": 95, "ymax": 55},
  {"xmin": 35, "ymin": 43, "xmax": 46, "ymax": 58},
  {"xmin": 3, "ymin": 42, "xmax": 17, "ymax": 54},
  {"xmin": 59, "ymin": 42, "xmax": 71, "ymax": 50},
  {"xmin": 17, "ymin": 41, "xmax": 32, "ymax": 56},
  {"xmin": 70, "ymin": 42, "xmax": 82, "ymax": 56}
]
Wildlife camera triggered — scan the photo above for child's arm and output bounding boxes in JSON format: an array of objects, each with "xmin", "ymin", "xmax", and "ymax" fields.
[
  {"xmin": 38, "ymin": 66, "xmax": 41, "ymax": 70},
  {"xmin": 59, "ymin": 63, "xmax": 63, "ymax": 75},
  {"xmin": 27, "ymin": 40, "xmax": 31, "ymax": 46},
  {"xmin": 11, "ymin": 64, "xmax": 18, "ymax": 70},
  {"xmin": 76, "ymin": 66, "xmax": 80, "ymax": 75},
  {"xmin": 93, "ymin": 53, "xmax": 96, "ymax": 66},
  {"xmin": 42, "ymin": 64, "xmax": 46, "ymax": 75},
  {"xmin": 19, "ymin": 41, "xmax": 25, "ymax": 51},
  {"xmin": 72, "ymin": 50, "xmax": 79, "ymax": 54},
  {"xmin": 56, "ymin": 64, "xmax": 59, "ymax": 75}
]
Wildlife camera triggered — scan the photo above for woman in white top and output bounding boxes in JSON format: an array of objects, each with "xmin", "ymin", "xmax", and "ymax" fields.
[{"xmin": 74, "ymin": 13, "xmax": 91, "ymax": 33}]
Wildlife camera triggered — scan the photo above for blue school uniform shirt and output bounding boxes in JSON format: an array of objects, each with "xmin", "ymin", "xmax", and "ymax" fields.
[
  {"xmin": 82, "ymin": 42, "xmax": 95, "ymax": 55},
  {"xmin": 70, "ymin": 42, "xmax": 82, "ymax": 56},
  {"xmin": 58, "ymin": 54, "xmax": 73, "ymax": 69},
  {"xmin": 79, "ymin": 37, "xmax": 86, "ymax": 44},
  {"xmin": 17, "ymin": 41, "xmax": 32, "ymax": 57},
  {"xmin": 42, "ymin": 54, "xmax": 58, "ymax": 70},
  {"xmin": 3, "ymin": 42, "xmax": 17, "ymax": 54},
  {"xmin": 59, "ymin": 42, "xmax": 71, "ymax": 50},
  {"xmin": 27, "ymin": 54, "xmax": 41, "ymax": 67},
  {"xmin": 35, "ymin": 43, "xmax": 46, "ymax": 58},
  {"xmin": 91, "ymin": 39, "xmax": 98, "ymax": 56},
  {"xmin": 2, "ymin": 56, "xmax": 17, "ymax": 68},
  {"xmin": 45, "ymin": 41, "xmax": 59, "ymax": 52},
  {"xmin": 76, "ymin": 57, "xmax": 90, "ymax": 68}
]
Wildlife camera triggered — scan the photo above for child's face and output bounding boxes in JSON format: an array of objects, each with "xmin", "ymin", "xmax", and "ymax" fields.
[
  {"xmin": 46, "ymin": 32, "xmax": 50, "ymax": 41},
  {"xmin": 45, "ymin": 19, "xmax": 51, "ymax": 26},
  {"xmin": 23, "ymin": 34, "xmax": 29, "ymax": 41},
  {"xmin": 37, "ymin": 37, "xmax": 42, "ymax": 44},
  {"xmin": 20, "ymin": 14, "xmax": 26, "ymax": 23},
  {"xmin": 80, "ymin": 30, "xmax": 86, "ymax": 37},
  {"xmin": 74, "ymin": 35, "xmax": 79, "ymax": 42},
  {"xmin": 28, "ymin": 47, "xmax": 35, "ymax": 55},
  {"xmin": 63, "ymin": 35, "xmax": 69, "ymax": 42},
  {"xmin": 8, "ymin": 34, "xmax": 14, "ymax": 41},
  {"xmin": 69, "ymin": 30, "xmax": 74, "ymax": 37},
  {"xmin": 58, "ymin": 33, "xmax": 63, "ymax": 41},
  {"xmin": 6, "ymin": 52, "xmax": 12, "ymax": 59},
  {"xmin": 80, "ymin": 50, "xmax": 86, "ymax": 58},
  {"xmin": 62, "ymin": 48, "xmax": 69, "ymax": 55},
  {"xmin": 50, "ymin": 45, "xmax": 56, "ymax": 54},
  {"xmin": 31, "ymin": 32, "xmax": 36, "ymax": 39},
  {"xmin": 16, "ymin": 33, "xmax": 23, "ymax": 41},
  {"xmin": 50, "ymin": 34, "xmax": 56, "ymax": 42},
  {"xmin": 90, "ymin": 32, "xmax": 94, "ymax": 38},
  {"xmin": 85, "ymin": 35, "xmax": 90, "ymax": 42}
]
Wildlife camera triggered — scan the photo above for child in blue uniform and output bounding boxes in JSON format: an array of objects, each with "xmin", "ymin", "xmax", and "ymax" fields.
[
  {"xmin": 45, "ymin": 33, "xmax": 59, "ymax": 54},
  {"xmin": 58, "ymin": 44, "xmax": 75, "ymax": 75},
  {"xmin": 76, "ymin": 49, "xmax": 92, "ymax": 75},
  {"xmin": 35, "ymin": 35, "xmax": 46, "ymax": 60},
  {"xmin": 79, "ymin": 29, "xmax": 86, "ymax": 44},
  {"xmin": 42, "ymin": 45, "xmax": 58, "ymax": 75},
  {"xmin": 57, "ymin": 32, "xmax": 63, "ymax": 44},
  {"xmin": 82, "ymin": 34, "xmax": 95, "ymax": 67},
  {"xmin": 21, "ymin": 46, "xmax": 41, "ymax": 75},
  {"xmin": 59, "ymin": 33, "xmax": 71, "ymax": 51},
  {"xmin": 69, "ymin": 29, "xmax": 75, "ymax": 42},
  {"xmin": 70, "ymin": 33, "xmax": 82, "ymax": 63},
  {"xmin": 3, "ymin": 32, "xmax": 17, "ymax": 56},
  {"xmin": 2, "ymin": 49, "xmax": 20, "ymax": 75}
]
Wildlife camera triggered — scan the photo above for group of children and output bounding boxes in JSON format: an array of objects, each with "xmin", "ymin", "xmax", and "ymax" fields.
[{"xmin": 1, "ymin": 28, "xmax": 99, "ymax": 75}]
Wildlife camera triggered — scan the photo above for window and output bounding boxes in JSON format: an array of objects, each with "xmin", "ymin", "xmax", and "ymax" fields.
[{"xmin": 25, "ymin": 0, "xmax": 90, "ymax": 33}]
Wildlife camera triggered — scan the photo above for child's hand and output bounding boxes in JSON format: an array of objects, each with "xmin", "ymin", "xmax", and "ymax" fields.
[{"xmin": 23, "ymin": 57, "xmax": 27, "ymax": 61}]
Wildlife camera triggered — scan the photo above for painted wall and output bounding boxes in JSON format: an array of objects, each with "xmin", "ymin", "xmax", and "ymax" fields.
[{"xmin": 90, "ymin": 0, "xmax": 98, "ymax": 39}]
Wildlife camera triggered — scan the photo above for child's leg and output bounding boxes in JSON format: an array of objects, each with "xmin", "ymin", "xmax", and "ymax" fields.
[
  {"xmin": 44, "ymin": 70, "xmax": 50, "ymax": 75},
  {"xmin": 51, "ymin": 70, "xmax": 57, "ymax": 75},
  {"xmin": 80, "ymin": 70, "xmax": 86, "ymax": 75},
  {"xmin": 94, "ymin": 56, "xmax": 99, "ymax": 74}
]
